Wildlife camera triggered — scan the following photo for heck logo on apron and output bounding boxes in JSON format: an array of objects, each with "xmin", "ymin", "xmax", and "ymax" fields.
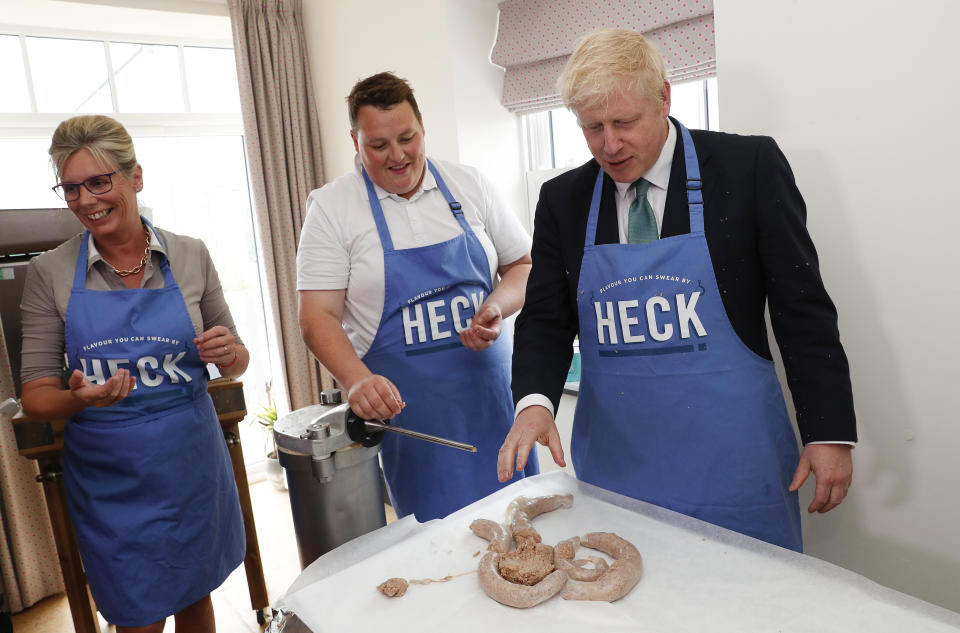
[
  {"xmin": 400, "ymin": 288, "xmax": 485, "ymax": 347},
  {"xmin": 592, "ymin": 289, "xmax": 706, "ymax": 347}
]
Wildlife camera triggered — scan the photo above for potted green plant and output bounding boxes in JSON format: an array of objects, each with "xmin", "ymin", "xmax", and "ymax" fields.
[{"xmin": 252, "ymin": 381, "xmax": 285, "ymax": 490}]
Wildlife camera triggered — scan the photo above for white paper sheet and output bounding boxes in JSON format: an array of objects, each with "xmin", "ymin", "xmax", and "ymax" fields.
[{"xmin": 277, "ymin": 472, "xmax": 960, "ymax": 633}]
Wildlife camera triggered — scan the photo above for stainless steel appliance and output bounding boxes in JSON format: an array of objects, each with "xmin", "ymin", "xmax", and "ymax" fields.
[
  {"xmin": 274, "ymin": 388, "xmax": 477, "ymax": 569},
  {"xmin": 273, "ymin": 389, "xmax": 388, "ymax": 569}
]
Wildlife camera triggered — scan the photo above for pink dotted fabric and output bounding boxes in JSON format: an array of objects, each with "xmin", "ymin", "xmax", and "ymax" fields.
[
  {"xmin": 491, "ymin": 0, "xmax": 715, "ymax": 113},
  {"xmin": 0, "ymin": 331, "xmax": 65, "ymax": 613}
]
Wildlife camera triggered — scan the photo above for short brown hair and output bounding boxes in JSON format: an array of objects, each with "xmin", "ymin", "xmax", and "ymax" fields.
[
  {"xmin": 347, "ymin": 72, "xmax": 422, "ymax": 133},
  {"xmin": 49, "ymin": 115, "xmax": 139, "ymax": 180},
  {"xmin": 559, "ymin": 29, "xmax": 667, "ymax": 114}
]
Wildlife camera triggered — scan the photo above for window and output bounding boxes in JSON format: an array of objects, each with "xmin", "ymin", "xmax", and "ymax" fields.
[
  {"xmin": 0, "ymin": 31, "xmax": 277, "ymax": 467},
  {"xmin": 26, "ymin": 37, "xmax": 113, "ymax": 113},
  {"xmin": 111, "ymin": 43, "xmax": 184, "ymax": 113},
  {"xmin": 0, "ymin": 36, "xmax": 31, "ymax": 112},
  {"xmin": 521, "ymin": 77, "xmax": 719, "ymax": 228}
]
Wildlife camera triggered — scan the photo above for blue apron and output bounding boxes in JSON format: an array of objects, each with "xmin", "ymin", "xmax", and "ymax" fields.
[
  {"xmin": 572, "ymin": 124, "xmax": 802, "ymax": 551},
  {"xmin": 360, "ymin": 161, "xmax": 537, "ymax": 521},
  {"xmin": 62, "ymin": 219, "xmax": 245, "ymax": 626}
]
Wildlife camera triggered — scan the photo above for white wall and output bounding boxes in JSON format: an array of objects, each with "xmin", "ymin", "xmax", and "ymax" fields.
[
  {"xmin": 716, "ymin": 0, "xmax": 960, "ymax": 612},
  {"xmin": 300, "ymin": 0, "xmax": 525, "ymax": 221}
]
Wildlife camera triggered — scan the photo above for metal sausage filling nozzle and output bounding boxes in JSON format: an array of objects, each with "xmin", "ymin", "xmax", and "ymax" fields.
[{"xmin": 347, "ymin": 414, "xmax": 477, "ymax": 453}]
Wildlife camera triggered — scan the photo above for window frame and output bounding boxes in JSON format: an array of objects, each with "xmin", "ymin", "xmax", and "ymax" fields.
[{"xmin": 0, "ymin": 26, "xmax": 240, "ymax": 133}]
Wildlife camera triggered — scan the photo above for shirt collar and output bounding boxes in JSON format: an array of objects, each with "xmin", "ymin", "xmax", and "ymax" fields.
[
  {"xmin": 614, "ymin": 118, "xmax": 677, "ymax": 198},
  {"xmin": 353, "ymin": 154, "xmax": 438, "ymax": 203},
  {"xmin": 86, "ymin": 221, "xmax": 164, "ymax": 269}
]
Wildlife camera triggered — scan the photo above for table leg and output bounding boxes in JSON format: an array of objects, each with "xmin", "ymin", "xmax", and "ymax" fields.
[
  {"xmin": 35, "ymin": 458, "xmax": 99, "ymax": 633},
  {"xmin": 223, "ymin": 425, "xmax": 270, "ymax": 611}
]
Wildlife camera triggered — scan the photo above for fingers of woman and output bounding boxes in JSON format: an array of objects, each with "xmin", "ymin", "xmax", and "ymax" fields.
[
  {"xmin": 370, "ymin": 378, "xmax": 403, "ymax": 419},
  {"xmin": 121, "ymin": 371, "xmax": 136, "ymax": 399},
  {"xmin": 78, "ymin": 370, "xmax": 133, "ymax": 407},
  {"xmin": 348, "ymin": 393, "xmax": 374, "ymax": 420},
  {"xmin": 194, "ymin": 327, "xmax": 233, "ymax": 355},
  {"xmin": 68, "ymin": 369, "xmax": 87, "ymax": 390},
  {"xmin": 105, "ymin": 369, "xmax": 133, "ymax": 403},
  {"xmin": 460, "ymin": 328, "xmax": 493, "ymax": 351},
  {"xmin": 346, "ymin": 374, "xmax": 404, "ymax": 421}
]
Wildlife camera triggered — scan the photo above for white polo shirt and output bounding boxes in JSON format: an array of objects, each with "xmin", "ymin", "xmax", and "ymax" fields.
[{"xmin": 297, "ymin": 156, "xmax": 531, "ymax": 357}]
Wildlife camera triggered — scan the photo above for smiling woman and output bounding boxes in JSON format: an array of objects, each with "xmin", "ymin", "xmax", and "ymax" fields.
[
  {"xmin": 0, "ymin": 27, "xmax": 281, "ymax": 464},
  {"xmin": 18, "ymin": 114, "xmax": 250, "ymax": 632}
]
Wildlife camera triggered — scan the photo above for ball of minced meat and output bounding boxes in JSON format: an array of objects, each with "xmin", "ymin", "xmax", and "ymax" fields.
[{"xmin": 377, "ymin": 577, "xmax": 409, "ymax": 597}]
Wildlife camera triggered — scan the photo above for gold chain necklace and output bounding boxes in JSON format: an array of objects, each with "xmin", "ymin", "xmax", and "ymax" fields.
[{"xmin": 107, "ymin": 225, "xmax": 151, "ymax": 277}]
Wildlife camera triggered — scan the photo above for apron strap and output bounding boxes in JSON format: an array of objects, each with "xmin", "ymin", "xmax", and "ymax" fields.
[
  {"xmin": 73, "ymin": 231, "xmax": 92, "ymax": 290},
  {"xmin": 426, "ymin": 160, "xmax": 471, "ymax": 234},
  {"xmin": 585, "ymin": 167, "xmax": 605, "ymax": 248},
  {"xmin": 361, "ymin": 167, "xmax": 396, "ymax": 253},
  {"xmin": 678, "ymin": 122, "xmax": 705, "ymax": 234}
]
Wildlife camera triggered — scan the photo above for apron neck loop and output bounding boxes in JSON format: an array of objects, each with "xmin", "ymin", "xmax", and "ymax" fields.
[
  {"xmin": 678, "ymin": 122, "xmax": 705, "ymax": 234},
  {"xmin": 585, "ymin": 168, "xmax": 605, "ymax": 248},
  {"xmin": 73, "ymin": 231, "xmax": 92, "ymax": 290},
  {"xmin": 426, "ymin": 160, "xmax": 469, "ymax": 232},
  {"xmin": 361, "ymin": 166, "xmax": 396, "ymax": 253}
]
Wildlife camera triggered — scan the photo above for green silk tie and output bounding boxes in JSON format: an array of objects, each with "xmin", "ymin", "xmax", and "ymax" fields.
[{"xmin": 627, "ymin": 178, "xmax": 658, "ymax": 244}]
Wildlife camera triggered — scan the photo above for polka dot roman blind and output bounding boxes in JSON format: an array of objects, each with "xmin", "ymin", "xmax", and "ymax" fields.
[{"xmin": 491, "ymin": 0, "xmax": 715, "ymax": 114}]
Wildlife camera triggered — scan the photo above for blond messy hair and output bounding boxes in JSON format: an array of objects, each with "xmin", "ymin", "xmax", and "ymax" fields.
[
  {"xmin": 558, "ymin": 29, "xmax": 667, "ymax": 114},
  {"xmin": 49, "ymin": 115, "xmax": 139, "ymax": 180}
]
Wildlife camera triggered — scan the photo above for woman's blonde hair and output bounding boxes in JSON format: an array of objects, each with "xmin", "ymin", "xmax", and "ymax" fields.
[
  {"xmin": 49, "ymin": 115, "xmax": 138, "ymax": 179},
  {"xmin": 558, "ymin": 29, "xmax": 667, "ymax": 114}
]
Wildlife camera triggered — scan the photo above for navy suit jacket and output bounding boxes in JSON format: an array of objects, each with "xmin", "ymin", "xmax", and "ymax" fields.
[{"xmin": 512, "ymin": 118, "xmax": 857, "ymax": 444}]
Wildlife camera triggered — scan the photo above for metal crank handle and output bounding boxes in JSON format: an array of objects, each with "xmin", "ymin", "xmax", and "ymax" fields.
[{"xmin": 363, "ymin": 420, "xmax": 477, "ymax": 453}]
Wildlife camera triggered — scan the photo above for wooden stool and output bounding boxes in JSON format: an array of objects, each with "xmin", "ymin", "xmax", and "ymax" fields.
[{"xmin": 12, "ymin": 378, "xmax": 270, "ymax": 632}]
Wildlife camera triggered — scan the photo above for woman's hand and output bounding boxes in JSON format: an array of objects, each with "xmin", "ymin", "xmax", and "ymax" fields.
[
  {"xmin": 459, "ymin": 303, "xmax": 503, "ymax": 351},
  {"xmin": 347, "ymin": 374, "xmax": 404, "ymax": 421},
  {"xmin": 68, "ymin": 368, "xmax": 136, "ymax": 408},
  {"xmin": 195, "ymin": 325, "xmax": 237, "ymax": 367}
]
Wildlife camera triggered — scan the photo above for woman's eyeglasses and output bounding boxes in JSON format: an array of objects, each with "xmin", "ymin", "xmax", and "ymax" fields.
[{"xmin": 52, "ymin": 172, "xmax": 117, "ymax": 202}]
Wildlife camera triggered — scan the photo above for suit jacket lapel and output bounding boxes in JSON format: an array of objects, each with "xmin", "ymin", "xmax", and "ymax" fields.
[{"xmin": 596, "ymin": 167, "xmax": 619, "ymax": 245}]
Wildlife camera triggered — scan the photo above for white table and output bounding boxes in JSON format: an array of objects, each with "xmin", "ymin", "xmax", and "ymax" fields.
[{"xmin": 275, "ymin": 472, "xmax": 960, "ymax": 633}]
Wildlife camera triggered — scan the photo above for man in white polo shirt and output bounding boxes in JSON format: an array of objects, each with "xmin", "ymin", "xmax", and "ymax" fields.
[{"xmin": 296, "ymin": 72, "xmax": 538, "ymax": 521}]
